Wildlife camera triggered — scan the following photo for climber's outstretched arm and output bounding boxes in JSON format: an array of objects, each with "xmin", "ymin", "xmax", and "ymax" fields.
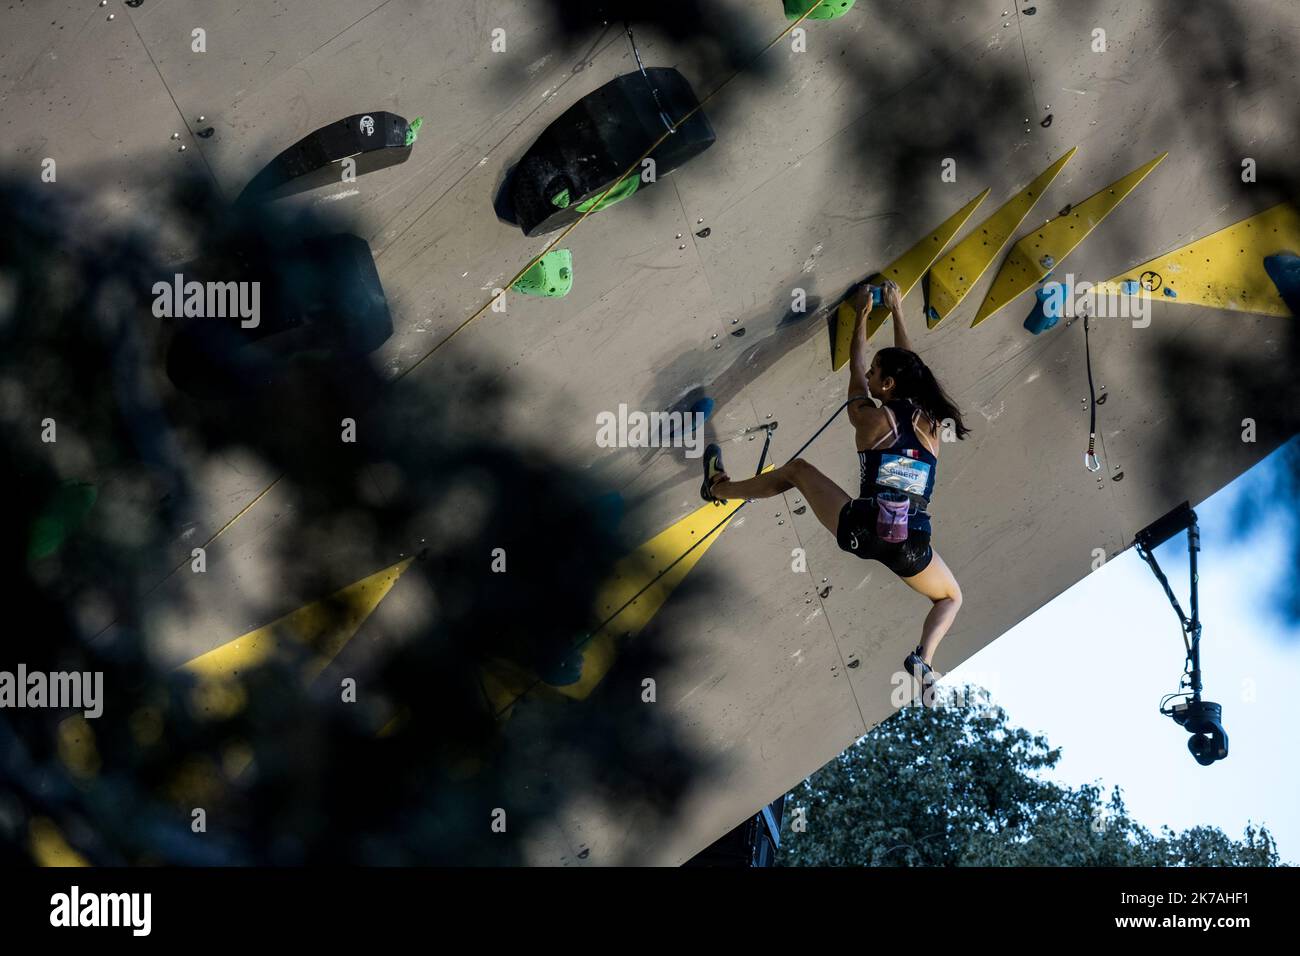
[
  {"xmin": 847, "ymin": 284, "xmax": 873, "ymax": 402},
  {"xmin": 883, "ymin": 279, "xmax": 913, "ymax": 353}
]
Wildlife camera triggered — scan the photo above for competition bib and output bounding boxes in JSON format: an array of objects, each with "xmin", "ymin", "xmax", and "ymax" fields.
[{"xmin": 875, "ymin": 453, "xmax": 931, "ymax": 497}]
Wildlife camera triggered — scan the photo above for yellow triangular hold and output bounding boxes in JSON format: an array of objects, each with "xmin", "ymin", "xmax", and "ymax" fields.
[
  {"xmin": 1096, "ymin": 203, "xmax": 1300, "ymax": 316},
  {"xmin": 831, "ymin": 189, "xmax": 989, "ymax": 369},
  {"xmin": 972, "ymin": 152, "xmax": 1168, "ymax": 327},
  {"xmin": 547, "ymin": 485, "xmax": 755, "ymax": 701},
  {"xmin": 926, "ymin": 149, "xmax": 1077, "ymax": 329},
  {"xmin": 383, "ymin": 484, "xmax": 758, "ymax": 729},
  {"xmin": 183, "ymin": 557, "xmax": 414, "ymax": 682}
]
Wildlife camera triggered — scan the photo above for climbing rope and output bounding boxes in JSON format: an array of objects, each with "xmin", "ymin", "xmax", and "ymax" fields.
[{"xmin": 491, "ymin": 391, "xmax": 862, "ymax": 719}]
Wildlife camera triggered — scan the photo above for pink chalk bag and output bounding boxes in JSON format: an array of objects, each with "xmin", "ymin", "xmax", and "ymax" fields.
[{"xmin": 874, "ymin": 491, "xmax": 912, "ymax": 543}]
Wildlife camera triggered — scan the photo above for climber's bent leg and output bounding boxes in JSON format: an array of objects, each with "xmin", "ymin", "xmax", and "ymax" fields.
[{"xmin": 713, "ymin": 458, "xmax": 850, "ymax": 536}]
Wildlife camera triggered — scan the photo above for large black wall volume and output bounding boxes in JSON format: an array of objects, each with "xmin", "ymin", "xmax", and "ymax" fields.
[
  {"xmin": 511, "ymin": 68, "xmax": 716, "ymax": 236},
  {"xmin": 237, "ymin": 112, "xmax": 412, "ymax": 203},
  {"xmin": 166, "ymin": 233, "xmax": 393, "ymax": 399}
]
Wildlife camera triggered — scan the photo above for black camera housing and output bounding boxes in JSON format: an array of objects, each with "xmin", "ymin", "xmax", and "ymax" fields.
[{"xmin": 1171, "ymin": 699, "xmax": 1229, "ymax": 766}]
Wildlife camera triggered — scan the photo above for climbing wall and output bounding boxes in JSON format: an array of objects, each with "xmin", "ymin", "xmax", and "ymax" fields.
[{"xmin": 8, "ymin": 0, "xmax": 1300, "ymax": 866}]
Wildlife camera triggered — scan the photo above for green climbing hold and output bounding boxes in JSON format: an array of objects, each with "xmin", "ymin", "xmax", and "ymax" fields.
[
  {"xmin": 513, "ymin": 249, "xmax": 573, "ymax": 298},
  {"xmin": 404, "ymin": 117, "xmax": 424, "ymax": 147},
  {"xmin": 550, "ymin": 188, "xmax": 571, "ymax": 209},
  {"xmin": 784, "ymin": 0, "xmax": 856, "ymax": 21},
  {"xmin": 575, "ymin": 172, "xmax": 641, "ymax": 214}
]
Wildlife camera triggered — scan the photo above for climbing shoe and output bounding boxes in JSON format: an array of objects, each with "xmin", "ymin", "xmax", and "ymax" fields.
[
  {"xmin": 701, "ymin": 443, "xmax": 728, "ymax": 505},
  {"xmin": 903, "ymin": 646, "xmax": 935, "ymax": 683}
]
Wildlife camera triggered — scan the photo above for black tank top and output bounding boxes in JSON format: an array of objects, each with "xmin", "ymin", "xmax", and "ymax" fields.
[{"xmin": 857, "ymin": 398, "xmax": 939, "ymax": 506}]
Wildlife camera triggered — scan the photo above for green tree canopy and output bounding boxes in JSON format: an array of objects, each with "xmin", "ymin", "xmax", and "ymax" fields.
[{"xmin": 779, "ymin": 687, "xmax": 1281, "ymax": 867}]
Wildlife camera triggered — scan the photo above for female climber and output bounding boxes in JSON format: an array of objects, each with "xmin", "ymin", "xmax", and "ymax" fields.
[{"xmin": 700, "ymin": 279, "xmax": 969, "ymax": 692}]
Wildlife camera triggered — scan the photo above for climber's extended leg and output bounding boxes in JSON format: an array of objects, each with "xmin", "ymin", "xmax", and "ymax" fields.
[
  {"xmin": 899, "ymin": 548, "xmax": 962, "ymax": 667},
  {"xmin": 703, "ymin": 445, "xmax": 849, "ymax": 536}
]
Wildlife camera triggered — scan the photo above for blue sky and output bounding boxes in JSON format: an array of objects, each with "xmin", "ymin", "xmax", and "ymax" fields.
[{"xmin": 947, "ymin": 437, "xmax": 1299, "ymax": 864}]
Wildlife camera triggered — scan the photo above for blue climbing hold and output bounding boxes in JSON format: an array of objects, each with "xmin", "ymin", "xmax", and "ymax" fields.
[
  {"xmin": 1024, "ymin": 285, "xmax": 1062, "ymax": 335},
  {"xmin": 665, "ymin": 397, "xmax": 714, "ymax": 446},
  {"xmin": 1042, "ymin": 282, "xmax": 1068, "ymax": 319},
  {"xmin": 1264, "ymin": 252, "xmax": 1300, "ymax": 316},
  {"xmin": 1121, "ymin": 279, "xmax": 1141, "ymax": 295},
  {"xmin": 537, "ymin": 645, "xmax": 585, "ymax": 687},
  {"xmin": 689, "ymin": 397, "xmax": 715, "ymax": 422},
  {"xmin": 1163, "ymin": 286, "xmax": 1178, "ymax": 298}
]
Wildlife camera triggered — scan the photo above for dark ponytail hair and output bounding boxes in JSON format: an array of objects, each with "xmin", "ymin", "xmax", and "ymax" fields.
[{"xmin": 875, "ymin": 347, "xmax": 972, "ymax": 440}]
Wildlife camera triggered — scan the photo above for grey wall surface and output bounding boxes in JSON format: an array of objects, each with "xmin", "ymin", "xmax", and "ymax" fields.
[{"xmin": 4, "ymin": 0, "xmax": 1297, "ymax": 865}]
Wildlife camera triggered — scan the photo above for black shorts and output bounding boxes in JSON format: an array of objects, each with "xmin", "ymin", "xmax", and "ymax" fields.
[{"xmin": 836, "ymin": 497, "xmax": 934, "ymax": 578}]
